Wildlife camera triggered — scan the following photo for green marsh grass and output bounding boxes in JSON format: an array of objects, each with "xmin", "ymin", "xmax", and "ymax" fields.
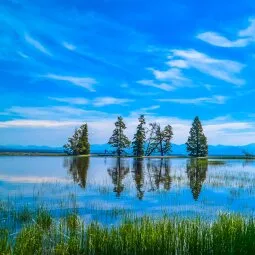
[{"xmin": 1, "ymin": 211, "xmax": 255, "ymax": 254}]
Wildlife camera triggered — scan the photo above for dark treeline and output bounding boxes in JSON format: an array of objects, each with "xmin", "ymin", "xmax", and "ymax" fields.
[{"xmin": 64, "ymin": 115, "xmax": 208, "ymax": 157}]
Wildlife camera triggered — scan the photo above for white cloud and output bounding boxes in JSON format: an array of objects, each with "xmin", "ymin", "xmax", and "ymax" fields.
[
  {"xmin": 239, "ymin": 18, "xmax": 255, "ymax": 40},
  {"xmin": 137, "ymin": 80, "xmax": 174, "ymax": 91},
  {"xmin": 62, "ymin": 42, "xmax": 76, "ymax": 51},
  {"xmin": 148, "ymin": 67, "xmax": 190, "ymax": 85},
  {"xmin": 170, "ymin": 49, "xmax": 245, "ymax": 85},
  {"xmin": 17, "ymin": 51, "xmax": 29, "ymax": 59},
  {"xmin": 197, "ymin": 32, "xmax": 248, "ymax": 47},
  {"xmin": 0, "ymin": 120, "xmax": 83, "ymax": 128},
  {"xmin": 0, "ymin": 115, "xmax": 254, "ymax": 146},
  {"xmin": 130, "ymin": 105, "xmax": 160, "ymax": 117},
  {"xmin": 24, "ymin": 34, "xmax": 52, "ymax": 56},
  {"xmin": 43, "ymin": 74, "xmax": 97, "ymax": 92},
  {"xmin": 141, "ymin": 105, "xmax": 160, "ymax": 111},
  {"xmin": 197, "ymin": 18, "xmax": 255, "ymax": 48},
  {"xmin": 49, "ymin": 96, "xmax": 133, "ymax": 107},
  {"xmin": 49, "ymin": 97, "xmax": 89, "ymax": 105},
  {"xmin": 93, "ymin": 97, "xmax": 134, "ymax": 107},
  {"xmin": 158, "ymin": 95, "xmax": 228, "ymax": 105},
  {"xmin": 204, "ymin": 84, "xmax": 214, "ymax": 91},
  {"xmin": 166, "ymin": 59, "xmax": 189, "ymax": 68},
  {"xmin": 3, "ymin": 106, "xmax": 108, "ymax": 120}
]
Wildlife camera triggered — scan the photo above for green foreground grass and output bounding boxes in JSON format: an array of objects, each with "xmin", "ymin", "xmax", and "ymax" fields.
[{"xmin": 1, "ymin": 211, "xmax": 255, "ymax": 255}]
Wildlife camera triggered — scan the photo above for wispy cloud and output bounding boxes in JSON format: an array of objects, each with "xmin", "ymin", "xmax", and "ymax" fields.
[
  {"xmin": 197, "ymin": 32, "xmax": 248, "ymax": 47},
  {"xmin": 49, "ymin": 97, "xmax": 89, "ymax": 105},
  {"xmin": 130, "ymin": 105, "xmax": 160, "ymax": 117},
  {"xmin": 137, "ymin": 80, "xmax": 174, "ymax": 91},
  {"xmin": 0, "ymin": 114, "xmax": 254, "ymax": 146},
  {"xmin": 93, "ymin": 97, "xmax": 134, "ymax": 107},
  {"xmin": 157, "ymin": 95, "xmax": 228, "ymax": 105},
  {"xmin": 3, "ymin": 106, "xmax": 109, "ymax": 120},
  {"xmin": 197, "ymin": 18, "xmax": 255, "ymax": 48},
  {"xmin": 0, "ymin": 120, "xmax": 83, "ymax": 128},
  {"xmin": 62, "ymin": 42, "xmax": 76, "ymax": 51},
  {"xmin": 169, "ymin": 49, "xmax": 245, "ymax": 85},
  {"xmin": 239, "ymin": 18, "xmax": 255, "ymax": 39},
  {"xmin": 43, "ymin": 74, "xmax": 97, "ymax": 92},
  {"xmin": 17, "ymin": 51, "xmax": 29, "ymax": 59},
  {"xmin": 24, "ymin": 34, "xmax": 52, "ymax": 56},
  {"xmin": 128, "ymin": 89, "xmax": 159, "ymax": 97},
  {"xmin": 148, "ymin": 67, "xmax": 190, "ymax": 84}
]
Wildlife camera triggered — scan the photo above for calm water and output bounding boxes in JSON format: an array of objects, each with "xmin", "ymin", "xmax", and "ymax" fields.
[{"xmin": 1, "ymin": 156, "xmax": 255, "ymax": 224}]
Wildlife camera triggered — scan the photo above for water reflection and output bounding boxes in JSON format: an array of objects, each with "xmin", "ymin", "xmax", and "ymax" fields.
[
  {"xmin": 64, "ymin": 157, "xmax": 209, "ymax": 202},
  {"xmin": 107, "ymin": 159, "xmax": 130, "ymax": 197},
  {"xmin": 2, "ymin": 156, "xmax": 255, "ymax": 221},
  {"xmin": 64, "ymin": 157, "xmax": 90, "ymax": 189},
  {"xmin": 186, "ymin": 159, "xmax": 208, "ymax": 201},
  {"xmin": 132, "ymin": 159, "xmax": 145, "ymax": 200},
  {"xmin": 147, "ymin": 159, "xmax": 172, "ymax": 192}
]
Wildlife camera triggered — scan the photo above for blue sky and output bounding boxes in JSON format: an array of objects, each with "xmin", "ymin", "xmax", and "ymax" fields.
[{"xmin": 0, "ymin": 0, "xmax": 255, "ymax": 146}]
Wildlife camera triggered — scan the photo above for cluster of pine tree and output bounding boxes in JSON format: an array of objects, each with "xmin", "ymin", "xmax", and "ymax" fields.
[
  {"xmin": 64, "ymin": 116, "xmax": 208, "ymax": 157},
  {"xmin": 108, "ymin": 115, "xmax": 208, "ymax": 157}
]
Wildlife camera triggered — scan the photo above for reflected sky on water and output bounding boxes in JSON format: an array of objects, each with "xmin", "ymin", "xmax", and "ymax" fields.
[{"xmin": 1, "ymin": 156, "xmax": 255, "ymax": 223}]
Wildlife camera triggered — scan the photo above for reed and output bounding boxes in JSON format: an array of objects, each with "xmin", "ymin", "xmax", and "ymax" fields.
[{"xmin": 1, "ymin": 212, "xmax": 255, "ymax": 254}]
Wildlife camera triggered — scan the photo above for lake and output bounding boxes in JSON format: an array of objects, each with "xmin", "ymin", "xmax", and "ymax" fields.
[{"xmin": 1, "ymin": 156, "xmax": 255, "ymax": 225}]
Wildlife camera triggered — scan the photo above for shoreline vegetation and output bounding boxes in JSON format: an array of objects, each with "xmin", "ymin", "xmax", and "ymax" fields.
[
  {"xmin": 1, "ymin": 152, "xmax": 255, "ymax": 160},
  {"xmin": 1, "ymin": 206, "xmax": 255, "ymax": 254},
  {"xmin": 0, "ymin": 151, "xmax": 255, "ymax": 160}
]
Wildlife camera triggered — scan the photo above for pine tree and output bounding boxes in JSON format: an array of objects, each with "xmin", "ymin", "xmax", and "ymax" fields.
[
  {"xmin": 132, "ymin": 115, "xmax": 146, "ymax": 157},
  {"xmin": 108, "ymin": 116, "xmax": 131, "ymax": 156},
  {"xmin": 63, "ymin": 128, "xmax": 80, "ymax": 155},
  {"xmin": 78, "ymin": 124, "xmax": 90, "ymax": 155},
  {"xmin": 186, "ymin": 116, "xmax": 208, "ymax": 157},
  {"xmin": 64, "ymin": 123, "xmax": 90, "ymax": 155}
]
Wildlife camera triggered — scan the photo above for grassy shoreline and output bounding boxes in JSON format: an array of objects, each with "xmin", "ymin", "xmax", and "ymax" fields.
[
  {"xmin": 0, "ymin": 151, "xmax": 255, "ymax": 159},
  {"xmin": 1, "ymin": 210, "xmax": 255, "ymax": 254}
]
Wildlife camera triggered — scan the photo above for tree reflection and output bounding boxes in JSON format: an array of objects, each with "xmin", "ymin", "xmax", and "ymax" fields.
[
  {"xmin": 64, "ymin": 156, "xmax": 89, "ymax": 189},
  {"xmin": 107, "ymin": 158, "xmax": 129, "ymax": 197},
  {"xmin": 186, "ymin": 159, "xmax": 208, "ymax": 201},
  {"xmin": 132, "ymin": 159, "xmax": 145, "ymax": 200},
  {"xmin": 147, "ymin": 159, "xmax": 172, "ymax": 191}
]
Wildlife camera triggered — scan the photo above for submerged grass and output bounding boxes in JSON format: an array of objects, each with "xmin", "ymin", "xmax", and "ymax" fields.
[{"xmin": 1, "ymin": 212, "xmax": 255, "ymax": 254}]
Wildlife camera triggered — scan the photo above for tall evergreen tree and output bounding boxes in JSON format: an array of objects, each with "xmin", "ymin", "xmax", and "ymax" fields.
[
  {"xmin": 64, "ymin": 123, "xmax": 90, "ymax": 155},
  {"xmin": 186, "ymin": 116, "xmax": 208, "ymax": 157},
  {"xmin": 78, "ymin": 124, "xmax": 90, "ymax": 155},
  {"xmin": 132, "ymin": 115, "xmax": 146, "ymax": 157},
  {"xmin": 108, "ymin": 116, "xmax": 131, "ymax": 156}
]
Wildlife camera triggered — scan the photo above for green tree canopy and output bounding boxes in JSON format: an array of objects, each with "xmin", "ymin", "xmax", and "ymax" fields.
[
  {"xmin": 77, "ymin": 124, "xmax": 90, "ymax": 155},
  {"xmin": 145, "ymin": 123, "xmax": 173, "ymax": 156},
  {"xmin": 132, "ymin": 115, "xmax": 146, "ymax": 157},
  {"xmin": 108, "ymin": 116, "xmax": 131, "ymax": 156},
  {"xmin": 64, "ymin": 123, "xmax": 90, "ymax": 155},
  {"xmin": 186, "ymin": 116, "xmax": 208, "ymax": 157}
]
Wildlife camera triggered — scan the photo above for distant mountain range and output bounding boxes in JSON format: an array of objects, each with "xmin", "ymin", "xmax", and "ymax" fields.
[{"xmin": 1, "ymin": 143, "xmax": 255, "ymax": 156}]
